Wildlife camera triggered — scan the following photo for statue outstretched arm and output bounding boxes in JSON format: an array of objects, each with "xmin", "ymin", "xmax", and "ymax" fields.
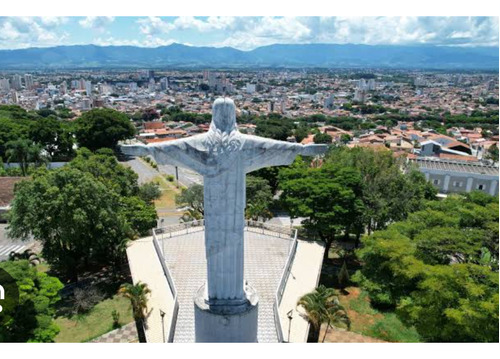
[
  {"xmin": 119, "ymin": 136, "xmax": 210, "ymax": 173},
  {"xmin": 243, "ymin": 135, "xmax": 328, "ymax": 173}
]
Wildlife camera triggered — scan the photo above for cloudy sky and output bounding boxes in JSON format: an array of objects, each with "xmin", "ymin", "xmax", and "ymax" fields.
[{"xmin": 0, "ymin": 16, "xmax": 498, "ymax": 50}]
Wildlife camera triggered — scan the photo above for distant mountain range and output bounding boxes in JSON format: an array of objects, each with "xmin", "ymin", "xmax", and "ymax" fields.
[{"xmin": 0, "ymin": 43, "xmax": 497, "ymax": 70}]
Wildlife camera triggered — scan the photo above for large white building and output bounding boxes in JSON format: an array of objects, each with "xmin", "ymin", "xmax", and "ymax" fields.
[{"xmin": 410, "ymin": 157, "xmax": 499, "ymax": 196}]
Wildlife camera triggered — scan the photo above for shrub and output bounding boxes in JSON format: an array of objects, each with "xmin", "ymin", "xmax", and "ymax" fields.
[{"xmin": 73, "ymin": 287, "xmax": 104, "ymax": 314}]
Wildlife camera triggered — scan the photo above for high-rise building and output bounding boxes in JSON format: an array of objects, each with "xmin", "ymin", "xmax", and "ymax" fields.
[
  {"xmin": 268, "ymin": 101, "xmax": 275, "ymax": 112},
  {"xmin": 367, "ymin": 79, "xmax": 376, "ymax": 91},
  {"xmin": 129, "ymin": 82, "xmax": 138, "ymax": 92},
  {"xmin": 354, "ymin": 89, "xmax": 366, "ymax": 103},
  {"xmin": 357, "ymin": 79, "xmax": 367, "ymax": 90},
  {"xmin": 11, "ymin": 90, "xmax": 19, "ymax": 104},
  {"xmin": 280, "ymin": 96, "xmax": 287, "ymax": 114},
  {"xmin": 246, "ymin": 84, "xmax": 256, "ymax": 94},
  {"xmin": 85, "ymin": 80, "xmax": 92, "ymax": 96},
  {"xmin": 148, "ymin": 78, "xmax": 156, "ymax": 93},
  {"xmin": 59, "ymin": 81, "xmax": 67, "ymax": 94},
  {"xmin": 324, "ymin": 94, "xmax": 335, "ymax": 110},
  {"xmin": 0, "ymin": 78, "xmax": 10, "ymax": 93},
  {"xmin": 11, "ymin": 75, "xmax": 22, "ymax": 90},
  {"xmin": 147, "ymin": 70, "xmax": 155, "ymax": 80},
  {"xmin": 160, "ymin": 77, "xmax": 169, "ymax": 91},
  {"xmin": 81, "ymin": 98, "xmax": 92, "ymax": 110},
  {"xmin": 24, "ymin": 74, "xmax": 34, "ymax": 90}
]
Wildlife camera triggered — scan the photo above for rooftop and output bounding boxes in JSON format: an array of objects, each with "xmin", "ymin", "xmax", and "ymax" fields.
[{"xmin": 410, "ymin": 157, "xmax": 499, "ymax": 176}]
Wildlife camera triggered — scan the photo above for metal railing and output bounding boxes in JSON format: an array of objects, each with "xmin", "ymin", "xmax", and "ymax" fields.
[
  {"xmin": 273, "ymin": 228, "xmax": 298, "ymax": 343},
  {"xmin": 152, "ymin": 219, "xmax": 298, "ymax": 343},
  {"xmin": 152, "ymin": 231, "xmax": 180, "ymax": 342}
]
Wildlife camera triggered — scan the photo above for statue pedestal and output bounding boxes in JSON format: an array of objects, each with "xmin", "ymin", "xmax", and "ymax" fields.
[{"xmin": 194, "ymin": 282, "xmax": 259, "ymax": 343}]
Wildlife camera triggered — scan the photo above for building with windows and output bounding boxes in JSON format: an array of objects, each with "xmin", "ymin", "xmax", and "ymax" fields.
[{"xmin": 409, "ymin": 157, "xmax": 498, "ymax": 196}]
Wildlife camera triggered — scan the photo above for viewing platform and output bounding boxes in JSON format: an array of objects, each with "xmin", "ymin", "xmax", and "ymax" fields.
[{"xmin": 126, "ymin": 220, "xmax": 324, "ymax": 343}]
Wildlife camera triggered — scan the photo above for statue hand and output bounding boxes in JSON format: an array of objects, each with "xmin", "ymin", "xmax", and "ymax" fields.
[
  {"xmin": 119, "ymin": 144, "xmax": 150, "ymax": 157},
  {"xmin": 301, "ymin": 144, "xmax": 328, "ymax": 157}
]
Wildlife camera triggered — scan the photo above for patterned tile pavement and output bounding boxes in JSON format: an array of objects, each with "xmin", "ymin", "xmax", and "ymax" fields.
[
  {"xmin": 90, "ymin": 322, "xmax": 138, "ymax": 343},
  {"xmin": 161, "ymin": 229, "xmax": 292, "ymax": 343}
]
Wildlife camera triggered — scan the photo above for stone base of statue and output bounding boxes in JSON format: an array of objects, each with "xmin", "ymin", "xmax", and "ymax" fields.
[{"xmin": 194, "ymin": 282, "xmax": 259, "ymax": 343}]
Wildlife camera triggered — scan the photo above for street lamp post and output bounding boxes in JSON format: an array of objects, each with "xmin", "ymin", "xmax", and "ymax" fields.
[
  {"xmin": 287, "ymin": 309, "xmax": 293, "ymax": 343},
  {"xmin": 160, "ymin": 309, "xmax": 166, "ymax": 343}
]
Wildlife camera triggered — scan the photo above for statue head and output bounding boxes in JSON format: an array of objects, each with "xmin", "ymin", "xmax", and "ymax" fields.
[{"xmin": 211, "ymin": 97, "xmax": 237, "ymax": 134}]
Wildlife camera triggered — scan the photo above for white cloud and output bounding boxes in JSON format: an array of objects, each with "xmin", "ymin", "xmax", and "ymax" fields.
[
  {"xmin": 214, "ymin": 16, "xmax": 499, "ymax": 49},
  {"xmin": 79, "ymin": 16, "xmax": 115, "ymax": 32},
  {"xmin": 0, "ymin": 17, "xmax": 69, "ymax": 49},
  {"xmin": 137, "ymin": 16, "xmax": 175, "ymax": 36}
]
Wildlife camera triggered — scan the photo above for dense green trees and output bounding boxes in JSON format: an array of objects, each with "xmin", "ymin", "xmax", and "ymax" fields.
[
  {"xmin": 0, "ymin": 260, "xmax": 63, "ymax": 342},
  {"xmin": 280, "ymin": 157, "xmax": 364, "ymax": 260},
  {"xmin": 279, "ymin": 147, "xmax": 435, "ymax": 258},
  {"xmin": 0, "ymin": 105, "xmax": 76, "ymax": 162},
  {"xmin": 176, "ymin": 184, "xmax": 205, "ymax": 221},
  {"xmin": 325, "ymin": 147, "xmax": 436, "ymax": 239},
  {"xmin": 255, "ymin": 114, "xmax": 294, "ymax": 141},
  {"xmin": 354, "ymin": 193, "xmax": 499, "ymax": 342},
  {"xmin": 313, "ymin": 132, "xmax": 333, "ymax": 144},
  {"xmin": 75, "ymin": 108, "xmax": 135, "ymax": 151},
  {"xmin": 245, "ymin": 176, "xmax": 274, "ymax": 220},
  {"xmin": 7, "ymin": 150, "xmax": 157, "ymax": 281}
]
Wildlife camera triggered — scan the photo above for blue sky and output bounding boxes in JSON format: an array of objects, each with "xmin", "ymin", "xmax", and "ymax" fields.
[{"xmin": 0, "ymin": 16, "xmax": 498, "ymax": 50}]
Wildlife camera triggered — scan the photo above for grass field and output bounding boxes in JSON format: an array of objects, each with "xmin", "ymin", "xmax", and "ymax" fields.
[
  {"xmin": 338, "ymin": 286, "xmax": 421, "ymax": 343},
  {"xmin": 55, "ymin": 294, "xmax": 134, "ymax": 343},
  {"xmin": 152, "ymin": 174, "xmax": 181, "ymax": 210}
]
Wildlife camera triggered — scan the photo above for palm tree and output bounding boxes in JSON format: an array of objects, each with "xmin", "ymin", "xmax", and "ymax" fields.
[
  {"xmin": 6, "ymin": 139, "xmax": 31, "ymax": 176},
  {"xmin": 297, "ymin": 285, "xmax": 350, "ymax": 343},
  {"xmin": 119, "ymin": 282, "xmax": 151, "ymax": 322},
  {"xmin": 6, "ymin": 140, "xmax": 49, "ymax": 176}
]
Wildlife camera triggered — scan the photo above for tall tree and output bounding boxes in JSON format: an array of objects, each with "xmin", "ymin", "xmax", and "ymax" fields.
[
  {"xmin": 7, "ymin": 167, "xmax": 132, "ymax": 281},
  {"xmin": 280, "ymin": 158, "xmax": 364, "ymax": 261},
  {"xmin": 75, "ymin": 108, "xmax": 135, "ymax": 151},
  {"xmin": 325, "ymin": 146, "xmax": 436, "ymax": 240}
]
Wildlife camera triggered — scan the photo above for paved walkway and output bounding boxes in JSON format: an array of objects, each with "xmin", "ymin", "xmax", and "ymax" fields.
[
  {"xmin": 161, "ymin": 229, "xmax": 293, "ymax": 343},
  {"xmin": 278, "ymin": 240, "xmax": 325, "ymax": 342},
  {"xmin": 126, "ymin": 236, "xmax": 176, "ymax": 343},
  {"xmin": 90, "ymin": 322, "xmax": 138, "ymax": 343}
]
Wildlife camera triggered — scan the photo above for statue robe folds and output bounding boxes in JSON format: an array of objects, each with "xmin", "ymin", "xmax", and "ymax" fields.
[{"xmin": 121, "ymin": 98, "xmax": 326, "ymax": 305}]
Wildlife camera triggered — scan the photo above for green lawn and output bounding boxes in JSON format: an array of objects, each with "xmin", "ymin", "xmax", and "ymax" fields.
[
  {"xmin": 55, "ymin": 294, "xmax": 134, "ymax": 343},
  {"xmin": 338, "ymin": 286, "xmax": 421, "ymax": 343}
]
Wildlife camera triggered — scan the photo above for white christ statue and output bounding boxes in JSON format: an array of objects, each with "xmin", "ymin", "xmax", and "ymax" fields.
[{"xmin": 121, "ymin": 98, "xmax": 327, "ymax": 309}]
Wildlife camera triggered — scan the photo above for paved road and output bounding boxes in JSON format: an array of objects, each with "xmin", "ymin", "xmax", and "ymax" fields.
[
  {"xmin": 0, "ymin": 224, "xmax": 33, "ymax": 261},
  {"xmin": 158, "ymin": 164, "xmax": 203, "ymax": 188},
  {"xmin": 122, "ymin": 158, "xmax": 203, "ymax": 188}
]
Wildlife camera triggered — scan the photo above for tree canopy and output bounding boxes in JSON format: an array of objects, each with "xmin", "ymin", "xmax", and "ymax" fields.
[
  {"xmin": 279, "ymin": 157, "xmax": 364, "ymax": 260},
  {"xmin": 7, "ymin": 150, "xmax": 157, "ymax": 280},
  {"xmin": 354, "ymin": 192, "xmax": 499, "ymax": 342},
  {"xmin": 0, "ymin": 260, "xmax": 63, "ymax": 342},
  {"xmin": 75, "ymin": 108, "xmax": 135, "ymax": 151}
]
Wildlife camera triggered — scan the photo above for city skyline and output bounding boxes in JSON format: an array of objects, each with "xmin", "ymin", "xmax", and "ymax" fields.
[{"xmin": 0, "ymin": 16, "xmax": 498, "ymax": 51}]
